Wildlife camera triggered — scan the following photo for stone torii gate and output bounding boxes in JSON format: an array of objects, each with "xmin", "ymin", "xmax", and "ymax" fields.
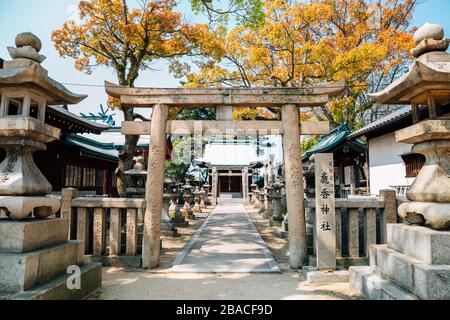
[{"xmin": 106, "ymin": 81, "xmax": 345, "ymax": 269}]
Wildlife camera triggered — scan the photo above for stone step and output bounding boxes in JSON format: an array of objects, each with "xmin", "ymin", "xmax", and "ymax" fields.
[
  {"xmin": 0, "ymin": 218, "xmax": 69, "ymax": 253},
  {"xmin": 387, "ymin": 224, "xmax": 450, "ymax": 265},
  {"xmin": 372, "ymin": 245, "xmax": 450, "ymax": 300},
  {"xmin": 0, "ymin": 241, "xmax": 84, "ymax": 293},
  {"xmin": 350, "ymin": 266, "xmax": 418, "ymax": 300},
  {"xmin": 0, "ymin": 262, "xmax": 102, "ymax": 300}
]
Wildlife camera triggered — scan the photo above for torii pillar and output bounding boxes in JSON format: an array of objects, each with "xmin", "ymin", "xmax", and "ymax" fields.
[
  {"xmin": 142, "ymin": 104, "xmax": 168, "ymax": 269},
  {"xmin": 282, "ymin": 104, "xmax": 307, "ymax": 268}
]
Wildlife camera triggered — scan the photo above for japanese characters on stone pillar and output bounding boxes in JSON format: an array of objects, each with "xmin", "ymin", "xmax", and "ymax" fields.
[
  {"xmin": 211, "ymin": 167, "xmax": 218, "ymax": 207},
  {"xmin": 242, "ymin": 167, "xmax": 250, "ymax": 205},
  {"xmin": 314, "ymin": 153, "xmax": 336, "ymax": 270}
]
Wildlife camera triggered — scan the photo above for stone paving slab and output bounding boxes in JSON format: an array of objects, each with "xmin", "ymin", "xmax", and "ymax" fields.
[{"xmin": 171, "ymin": 203, "xmax": 281, "ymax": 273}]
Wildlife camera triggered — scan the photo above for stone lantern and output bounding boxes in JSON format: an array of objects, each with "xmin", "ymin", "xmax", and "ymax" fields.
[
  {"xmin": 0, "ymin": 33, "xmax": 101, "ymax": 299},
  {"xmin": 199, "ymin": 186, "xmax": 206, "ymax": 209},
  {"xmin": 203, "ymin": 182, "xmax": 211, "ymax": 206},
  {"xmin": 253, "ymin": 188, "xmax": 262, "ymax": 209},
  {"xmin": 262, "ymin": 185, "xmax": 275, "ymax": 218},
  {"xmin": 124, "ymin": 155, "xmax": 147, "ymax": 198},
  {"xmin": 303, "ymin": 162, "xmax": 316, "ymax": 198},
  {"xmin": 350, "ymin": 23, "xmax": 450, "ymax": 300},
  {"xmin": 182, "ymin": 181, "xmax": 194, "ymax": 220},
  {"xmin": 193, "ymin": 186, "xmax": 202, "ymax": 214},
  {"xmin": 161, "ymin": 177, "xmax": 178, "ymax": 237},
  {"xmin": 0, "ymin": 33, "xmax": 88, "ymax": 219},
  {"xmin": 368, "ymin": 23, "xmax": 450, "ymax": 229},
  {"xmin": 169, "ymin": 181, "xmax": 186, "ymax": 225},
  {"xmin": 258, "ymin": 189, "xmax": 266, "ymax": 214},
  {"xmin": 270, "ymin": 181, "xmax": 284, "ymax": 226},
  {"xmin": 250, "ymin": 183, "xmax": 258, "ymax": 205}
]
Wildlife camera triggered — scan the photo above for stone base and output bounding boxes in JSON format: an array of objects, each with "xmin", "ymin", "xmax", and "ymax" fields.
[
  {"xmin": 0, "ymin": 196, "xmax": 60, "ymax": 220},
  {"xmin": 262, "ymin": 212, "xmax": 273, "ymax": 219},
  {"xmin": 193, "ymin": 206, "xmax": 202, "ymax": 214},
  {"xmin": 387, "ymin": 224, "xmax": 450, "ymax": 265},
  {"xmin": 372, "ymin": 245, "xmax": 450, "ymax": 300},
  {"xmin": 350, "ymin": 266, "xmax": 418, "ymax": 300},
  {"xmin": 398, "ymin": 201, "xmax": 450, "ymax": 230},
  {"xmin": 161, "ymin": 222, "xmax": 178, "ymax": 237},
  {"xmin": 303, "ymin": 266, "xmax": 349, "ymax": 284},
  {"xmin": 172, "ymin": 216, "xmax": 189, "ymax": 226},
  {"xmin": 0, "ymin": 262, "xmax": 102, "ymax": 300},
  {"xmin": 350, "ymin": 224, "xmax": 450, "ymax": 300},
  {"xmin": 0, "ymin": 218, "xmax": 68, "ymax": 253},
  {"xmin": 0, "ymin": 241, "xmax": 84, "ymax": 293},
  {"xmin": 275, "ymin": 230, "xmax": 289, "ymax": 239},
  {"xmin": 269, "ymin": 216, "xmax": 283, "ymax": 227},
  {"xmin": 161, "ymin": 230, "xmax": 178, "ymax": 237}
]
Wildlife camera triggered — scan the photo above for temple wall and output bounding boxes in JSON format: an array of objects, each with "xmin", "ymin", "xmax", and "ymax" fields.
[{"xmin": 368, "ymin": 132, "xmax": 415, "ymax": 195}]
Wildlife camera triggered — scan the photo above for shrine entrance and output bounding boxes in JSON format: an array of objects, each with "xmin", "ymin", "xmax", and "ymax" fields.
[
  {"xmin": 106, "ymin": 82, "xmax": 345, "ymax": 269},
  {"xmin": 219, "ymin": 175, "xmax": 241, "ymax": 195}
]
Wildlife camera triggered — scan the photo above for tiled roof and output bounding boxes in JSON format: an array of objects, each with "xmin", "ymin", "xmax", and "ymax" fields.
[
  {"xmin": 47, "ymin": 106, "xmax": 110, "ymax": 134},
  {"xmin": 66, "ymin": 134, "xmax": 118, "ymax": 161},
  {"xmin": 348, "ymin": 106, "xmax": 412, "ymax": 140},
  {"xmin": 195, "ymin": 141, "xmax": 260, "ymax": 167},
  {"xmin": 79, "ymin": 130, "xmax": 150, "ymax": 147}
]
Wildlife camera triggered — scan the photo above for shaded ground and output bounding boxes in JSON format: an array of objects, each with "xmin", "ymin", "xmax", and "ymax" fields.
[
  {"xmin": 96, "ymin": 270, "xmax": 357, "ymax": 300},
  {"xmin": 92, "ymin": 205, "xmax": 360, "ymax": 300},
  {"xmin": 246, "ymin": 207, "xmax": 290, "ymax": 268},
  {"xmin": 171, "ymin": 203, "xmax": 280, "ymax": 273},
  {"xmin": 159, "ymin": 211, "xmax": 212, "ymax": 269}
]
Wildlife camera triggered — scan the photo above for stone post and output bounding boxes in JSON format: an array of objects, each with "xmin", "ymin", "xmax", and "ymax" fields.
[
  {"xmin": 379, "ymin": 189, "xmax": 397, "ymax": 243},
  {"xmin": 193, "ymin": 187, "xmax": 202, "ymax": 213},
  {"xmin": 169, "ymin": 183, "xmax": 184, "ymax": 224},
  {"xmin": 250, "ymin": 183, "xmax": 257, "ymax": 205},
  {"xmin": 253, "ymin": 188, "xmax": 262, "ymax": 209},
  {"xmin": 217, "ymin": 105, "xmax": 233, "ymax": 120},
  {"xmin": 270, "ymin": 182, "xmax": 284, "ymax": 226},
  {"xmin": 211, "ymin": 167, "xmax": 218, "ymax": 207},
  {"xmin": 314, "ymin": 153, "xmax": 336, "ymax": 270},
  {"xmin": 200, "ymin": 187, "xmax": 206, "ymax": 209},
  {"xmin": 161, "ymin": 178, "xmax": 177, "ymax": 237},
  {"xmin": 263, "ymin": 186, "xmax": 275, "ymax": 218},
  {"xmin": 242, "ymin": 167, "xmax": 250, "ymax": 205},
  {"xmin": 142, "ymin": 104, "xmax": 168, "ymax": 269},
  {"xmin": 258, "ymin": 190, "xmax": 267, "ymax": 214},
  {"xmin": 182, "ymin": 182, "xmax": 194, "ymax": 220},
  {"xmin": 282, "ymin": 104, "xmax": 307, "ymax": 269},
  {"xmin": 203, "ymin": 183, "xmax": 211, "ymax": 206},
  {"xmin": 61, "ymin": 188, "xmax": 77, "ymax": 240}
]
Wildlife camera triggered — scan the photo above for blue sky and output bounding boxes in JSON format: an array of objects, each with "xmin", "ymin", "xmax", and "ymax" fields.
[{"xmin": 1, "ymin": 0, "xmax": 449, "ymax": 122}]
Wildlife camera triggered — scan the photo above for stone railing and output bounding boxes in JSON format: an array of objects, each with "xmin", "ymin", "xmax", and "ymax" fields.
[
  {"xmin": 61, "ymin": 188, "xmax": 144, "ymax": 268},
  {"xmin": 305, "ymin": 190, "xmax": 397, "ymax": 267}
]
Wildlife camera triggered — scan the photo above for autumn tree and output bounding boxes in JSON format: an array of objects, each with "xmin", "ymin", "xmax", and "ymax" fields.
[
  {"xmin": 178, "ymin": 0, "xmax": 418, "ymax": 129},
  {"xmin": 52, "ymin": 0, "xmax": 218, "ymax": 195},
  {"xmin": 190, "ymin": 0, "xmax": 265, "ymax": 27}
]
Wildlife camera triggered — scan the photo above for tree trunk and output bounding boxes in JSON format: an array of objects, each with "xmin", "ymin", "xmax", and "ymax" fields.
[{"xmin": 116, "ymin": 107, "xmax": 139, "ymax": 196}]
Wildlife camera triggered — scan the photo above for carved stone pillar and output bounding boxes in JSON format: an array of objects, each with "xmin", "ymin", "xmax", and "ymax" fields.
[
  {"xmin": 142, "ymin": 104, "xmax": 168, "ymax": 269},
  {"xmin": 282, "ymin": 104, "xmax": 307, "ymax": 269}
]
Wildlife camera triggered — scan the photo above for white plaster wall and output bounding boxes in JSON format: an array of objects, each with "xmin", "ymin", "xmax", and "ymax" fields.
[{"xmin": 369, "ymin": 132, "xmax": 415, "ymax": 196}]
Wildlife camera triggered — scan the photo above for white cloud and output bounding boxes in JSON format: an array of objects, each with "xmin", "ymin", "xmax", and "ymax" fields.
[{"xmin": 66, "ymin": 4, "xmax": 81, "ymax": 22}]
